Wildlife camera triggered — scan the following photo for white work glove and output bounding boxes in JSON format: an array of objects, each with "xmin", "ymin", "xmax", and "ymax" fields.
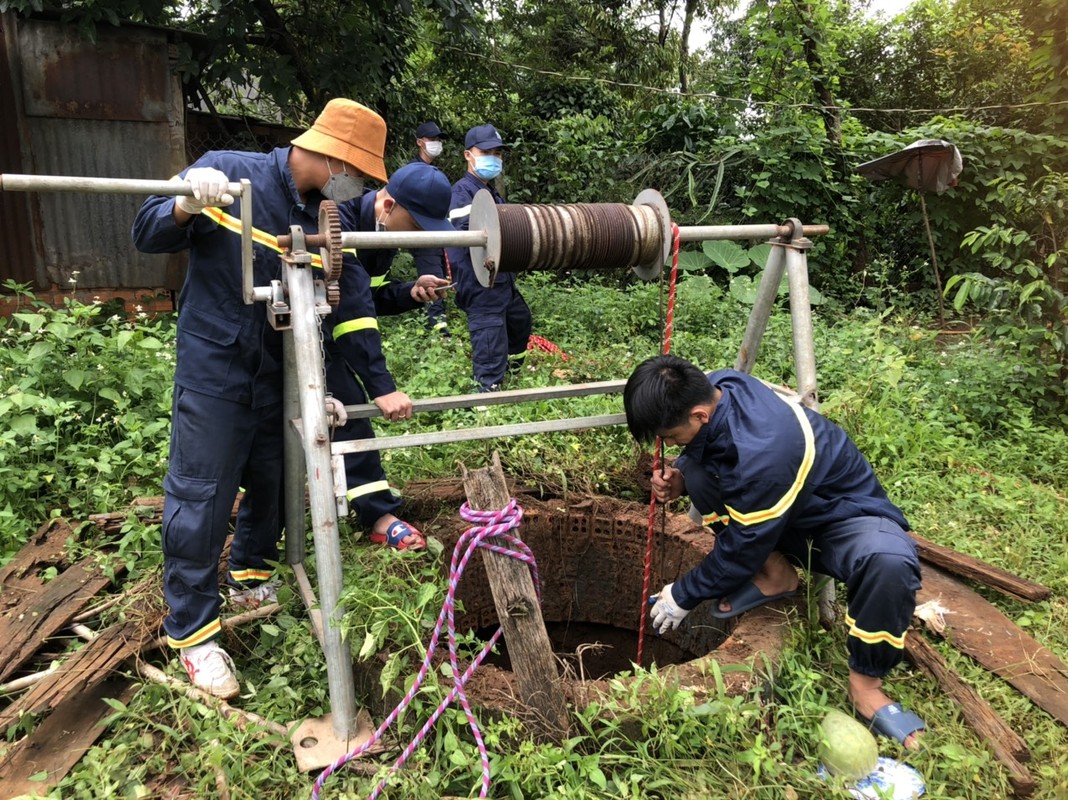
[
  {"xmin": 649, "ymin": 582, "xmax": 690, "ymax": 634},
  {"xmin": 176, "ymin": 167, "xmax": 235, "ymax": 214},
  {"xmin": 325, "ymin": 397, "xmax": 348, "ymax": 428}
]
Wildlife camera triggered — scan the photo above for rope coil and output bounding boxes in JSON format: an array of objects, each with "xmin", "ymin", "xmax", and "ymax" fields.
[{"xmin": 312, "ymin": 500, "xmax": 536, "ymax": 800}]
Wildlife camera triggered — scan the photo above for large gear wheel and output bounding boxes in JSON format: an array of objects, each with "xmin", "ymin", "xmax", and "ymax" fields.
[{"xmin": 318, "ymin": 200, "xmax": 343, "ymax": 283}]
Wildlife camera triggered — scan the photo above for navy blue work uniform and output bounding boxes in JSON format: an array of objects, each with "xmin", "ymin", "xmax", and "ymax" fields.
[
  {"xmin": 406, "ymin": 157, "xmax": 449, "ymax": 330},
  {"xmin": 671, "ymin": 369, "xmax": 920, "ymax": 678},
  {"xmin": 446, "ymin": 173, "xmax": 532, "ymax": 392},
  {"xmin": 132, "ymin": 148, "xmax": 396, "ymax": 649}
]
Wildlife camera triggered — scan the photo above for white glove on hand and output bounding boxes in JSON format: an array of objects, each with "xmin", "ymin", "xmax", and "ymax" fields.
[
  {"xmin": 649, "ymin": 582, "xmax": 690, "ymax": 634},
  {"xmin": 176, "ymin": 167, "xmax": 235, "ymax": 214}
]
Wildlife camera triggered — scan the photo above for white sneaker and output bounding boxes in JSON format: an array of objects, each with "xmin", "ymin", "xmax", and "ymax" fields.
[
  {"xmin": 228, "ymin": 580, "xmax": 279, "ymax": 609},
  {"xmin": 180, "ymin": 641, "xmax": 240, "ymax": 699}
]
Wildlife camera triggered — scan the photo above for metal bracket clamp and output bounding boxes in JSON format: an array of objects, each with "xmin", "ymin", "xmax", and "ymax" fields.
[
  {"xmin": 266, "ymin": 279, "xmax": 291, "ymax": 330},
  {"xmin": 770, "ymin": 217, "xmax": 814, "ymax": 251}
]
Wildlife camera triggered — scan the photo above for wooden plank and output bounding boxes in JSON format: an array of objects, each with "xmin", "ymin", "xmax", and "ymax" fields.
[
  {"xmin": 918, "ymin": 565, "xmax": 1068, "ymax": 727},
  {"xmin": 0, "ymin": 518, "xmax": 73, "ymax": 594},
  {"xmin": 461, "ymin": 452, "xmax": 569, "ymax": 743},
  {"xmin": 0, "ymin": 557, "xmax": 116, "ymax": 682},
  {"xmin": 905, "ymin": 634, "xmax": 1035, "ymax": 798},
  {"xmin": 910, "ymin": 532, "xmax": 1051, "ymax": 603},
  {"xmin": 0, "ymin": 677, "xmax": 135, "ymax": 798}
]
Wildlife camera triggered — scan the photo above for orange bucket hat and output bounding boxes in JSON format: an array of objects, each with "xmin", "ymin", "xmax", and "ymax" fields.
[{"xmin": 291, "ymin": 99, "xmax": 388, "ymax": 183}]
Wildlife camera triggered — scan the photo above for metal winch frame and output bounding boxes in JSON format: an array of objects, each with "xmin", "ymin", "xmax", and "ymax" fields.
[{"xmin": 1, "ymin": 173, "xmax": 831, "ymax": 770}]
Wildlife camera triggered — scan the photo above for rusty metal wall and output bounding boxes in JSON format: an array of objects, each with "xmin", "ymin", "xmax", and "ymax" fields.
[
  {"xmin": 0, "ymin": 13, "xmax": 39, "ymax": 286},
  {"xmin": 1, "ymin": 15, "xmax": 185, "ymax": 291}
]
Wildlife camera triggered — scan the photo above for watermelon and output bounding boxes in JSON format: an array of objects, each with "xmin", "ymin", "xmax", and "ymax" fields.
[{"xmin": 818, "ymin": 709, "xmax": 880, "ymax": 779}]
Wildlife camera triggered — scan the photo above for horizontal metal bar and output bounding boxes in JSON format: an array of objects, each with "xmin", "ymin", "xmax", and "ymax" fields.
[
  {"xmin": 0, "ymin": 173, "xmax": 244, "ymax": 197},
  {"xmin": 338, "ymin": 229, "xmax": 486, "ymax": 250},
  {"xmin": 678, "ymin": 223, "xmax": 828, "ymax": 241},
  {"xmin": 331, "ymin": 413, "xmax": 628, "ymax": 454},
  {"xmin": 344, "ymin": 379, "xmax": 626, "ymax": 419}
]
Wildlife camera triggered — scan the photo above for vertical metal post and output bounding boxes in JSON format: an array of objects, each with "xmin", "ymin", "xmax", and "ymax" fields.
[
  {"xmin": 734, "ymin": 239, "xmax": 787, "ymax": 374},
  {"xmin": 283, "ymin": 332, "xmax": 307, "ymax": 564},
  {"xmin": 781, "ymin": 219, "xmax": 836, "ymax": 623},
  {"xmin": 782, "ymin": 219, "xmax": 819, "ymax": 409},
  {"xmin": 240, "ymin": 179, "xmax": 255, "ymax": 305},
  {"xmin": 285, "ymin": 260, "xmax": 358, "ymax": 740}
]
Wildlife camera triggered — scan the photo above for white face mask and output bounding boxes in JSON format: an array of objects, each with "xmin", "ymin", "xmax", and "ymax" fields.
[
  {"xmin": 425, "ymin": 140, "xmax": 443, "ymax": 159},
  {"xmin": 321, "ymin": 157, "xmax": 364, "ymax": 202}
]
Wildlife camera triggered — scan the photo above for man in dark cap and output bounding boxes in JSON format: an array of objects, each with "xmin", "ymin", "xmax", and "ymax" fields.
[
  {"xmin": 446, "ymin": 124, "xmax": 532, "ymax": 392},
  {"xmin": 414, "ymin": 121, "xmax": 444, "ymax": 165},
  {"xmin": 409, "ymin": 121, "xmax": 451, "ymax": 333}
]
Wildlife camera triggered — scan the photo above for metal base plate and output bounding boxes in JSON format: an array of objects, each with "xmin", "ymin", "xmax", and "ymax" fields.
[{"xmin": 290, "ymin": 710, "xmax": 376, "ymax": 772}]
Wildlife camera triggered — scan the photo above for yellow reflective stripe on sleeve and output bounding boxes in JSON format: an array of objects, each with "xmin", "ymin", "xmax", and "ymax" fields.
[
  {"xmin": 702, "ymin": 512, "xmax": 731, "ymax": 527},
  {"xmin": 448, "ymin": 204, "xmax": 472, "ymax": 221},
  {"xmin": 845, "ymin": 612, "xmax": 906, "ymax": 649},
  {"xmin": 333, "ymin": 317, "xmax": 379, "ymax": 338},
  {"xmin": 202, "ymin": 206, "xmax": 326, "ymax": 269},
  {"xmin": 370, "ymin": 274, "xmax": 390, "ymax": 288},
  {"xmin": 347, "ymin": 480, "xmax": 391, "ymax": 501},
  {"xmin": 230, "ymin": 568, "xmax": 273, "ymax": 583},
  {"xmin": 725, "ymin": 401, "xmax": 814, "ymax": 526},
  {"xmin": 166, "ymin": 618, "xmax": 222, "ymax": 649}
]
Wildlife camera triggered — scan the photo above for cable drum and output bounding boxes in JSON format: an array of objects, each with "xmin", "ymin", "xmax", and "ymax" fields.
[
  {"xmin": 496, "ymin": 201, "xmax": 665, "ymax": 275},
  {"xmin": 467, "ymin": 188, "xmax": 670, "ymax": 285}
]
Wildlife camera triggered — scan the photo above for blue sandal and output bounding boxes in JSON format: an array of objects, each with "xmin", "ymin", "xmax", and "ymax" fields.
[
  {"xmin": 864, "ymin": 702, "xmax": 926, "ymax": 746},
  {"xmin": 369, "ymin": 520, "xmax": 426, "ymax": 551},
  {"xmin": 710, "ymin": 581, "xmax": 798, "ymax": 619}
]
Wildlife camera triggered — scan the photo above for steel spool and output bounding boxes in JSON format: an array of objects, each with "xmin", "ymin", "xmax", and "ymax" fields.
[{"xmin": 468, "ymin": 189, "xmax": 670, "ymax": 286}]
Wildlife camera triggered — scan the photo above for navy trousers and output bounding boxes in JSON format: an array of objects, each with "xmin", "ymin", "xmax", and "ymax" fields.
[
  {"xmin": 325, "ymin": 352, "xmax": 402, "ymax": 528},
  {"xmin": 161, "ymin": 386, "xmax": 283, "ymax": 648},
  {"xmin": 463, "ymin": 286, "xmax": 532, "ymax": 392},
  {"xmin": 778, "ymin": 516, "xmax": 921, "ymax": 678}
]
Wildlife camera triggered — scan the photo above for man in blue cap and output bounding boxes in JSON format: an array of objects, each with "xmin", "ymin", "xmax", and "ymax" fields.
[
  {"xmin": 446, "ymin": 124, "xmax": 532, "ymax": 392},
  {"xmin": 329, "ymin": 161, "xmax": 454, "ymax": 550},
  {"xmin": 409, "ymin": 121, "xmax": 450, "ymax": 333}
]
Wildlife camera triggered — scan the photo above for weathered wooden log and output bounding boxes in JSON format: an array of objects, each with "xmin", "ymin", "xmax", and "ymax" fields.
[
  {"xmin": 461, "ymin": 452, "xmax": 569, "ymax": 743},
  {"xmin": 910, "ymin": 532, "xmax": 1051, "ymax": 602},
  {"xmin": 918, "ymin": 565, "xmax": 1068, "ymax": 727},
  {"xmin": 905, "ymin": 633, "xmax": 1035, "ymax": 798}
]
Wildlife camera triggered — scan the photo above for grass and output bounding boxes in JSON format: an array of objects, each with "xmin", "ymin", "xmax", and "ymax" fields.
[{"xmin": 1, "ymin": 273, "xmax": 1065, "ymax": 799}]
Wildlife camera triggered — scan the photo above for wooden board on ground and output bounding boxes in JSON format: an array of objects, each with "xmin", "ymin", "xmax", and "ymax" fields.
[
  {"xmin": 918, "ymin": 564, "xmax": 1068, "ymax": 727},
  {"xmin": 0, "ymin": 677, "xmax": 135, "ymax": 798},
  {"xmin": 0, "ymin": 555, "xmax": 117, "ymax": 683},
  {"xmin": 910, "ymin": 532, "xmax": 1051, "ymax": 603}
]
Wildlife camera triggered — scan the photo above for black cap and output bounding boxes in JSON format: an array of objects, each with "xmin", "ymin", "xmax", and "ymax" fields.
[
  {"xmin": 415, "ymin": 121, "xmax": 443, "ymax": 139},
  {"xmin": 464, "ymin": 124, "xmax": 505, "ymax": 150}
]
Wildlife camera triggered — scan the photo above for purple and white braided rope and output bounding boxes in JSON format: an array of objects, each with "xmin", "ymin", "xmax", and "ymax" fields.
[{"xmin": 311, "ymin": 499, "xmax": 538, "ymax": 800}]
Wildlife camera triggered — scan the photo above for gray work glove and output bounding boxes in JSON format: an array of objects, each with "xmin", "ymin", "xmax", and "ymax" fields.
[
  {"xmin": 649, "ymin": 582, "xmax": 690, "ymax": 634},
  {"xmin": 176, "ymin": 167, "xmax": 235, "ymax": 214}
]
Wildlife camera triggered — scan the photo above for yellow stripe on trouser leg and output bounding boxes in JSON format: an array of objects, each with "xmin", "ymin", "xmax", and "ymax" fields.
[
  {"xmin": 347, "ymin": 479, "xmax": 392, "ymax": 502},
  {"xmin": 230, "ymin": 568, "xmax": 273, "ymax": 584},
  {"xmin": 333, "ymin": 317, "xmax": 379, "ymax": 338},
  {"xmin": 167, "ymin": 617, "xmax": 222, "ymax": 649},
  {"xmin": 845, "ymin": 611, "xmax": 906, "ymax": 649}
]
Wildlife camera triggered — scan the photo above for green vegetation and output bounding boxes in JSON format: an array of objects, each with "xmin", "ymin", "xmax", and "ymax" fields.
[{"xmin": 1, "ymin": 274, "xmax": 1065, "ymax": 798}]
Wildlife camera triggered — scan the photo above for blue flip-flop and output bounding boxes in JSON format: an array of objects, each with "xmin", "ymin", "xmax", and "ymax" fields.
[
  {"xmin": 369, "ymin": 520, "xmax": 426, "ymax": 551},
  {"xmin": 864, "ymin": 702, "xmax": 926, "ymax": 747},
  {"xmin": 709, "ymin": 581, "xmax": 797, "ymax": 619}
]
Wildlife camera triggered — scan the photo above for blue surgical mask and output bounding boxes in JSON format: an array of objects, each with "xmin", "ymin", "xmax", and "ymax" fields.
[
  {"xmin": 321, "ymin": 158, "xmax": 364, "ymax": 202},
  {"xmin": 473, "ymin": 155, "xmax": 502, "ymax": 181}
]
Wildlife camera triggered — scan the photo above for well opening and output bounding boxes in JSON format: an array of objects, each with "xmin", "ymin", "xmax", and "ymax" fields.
[{"xmin": 354, "ymin": 485, "xmax": 794, "ymax": 717}]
